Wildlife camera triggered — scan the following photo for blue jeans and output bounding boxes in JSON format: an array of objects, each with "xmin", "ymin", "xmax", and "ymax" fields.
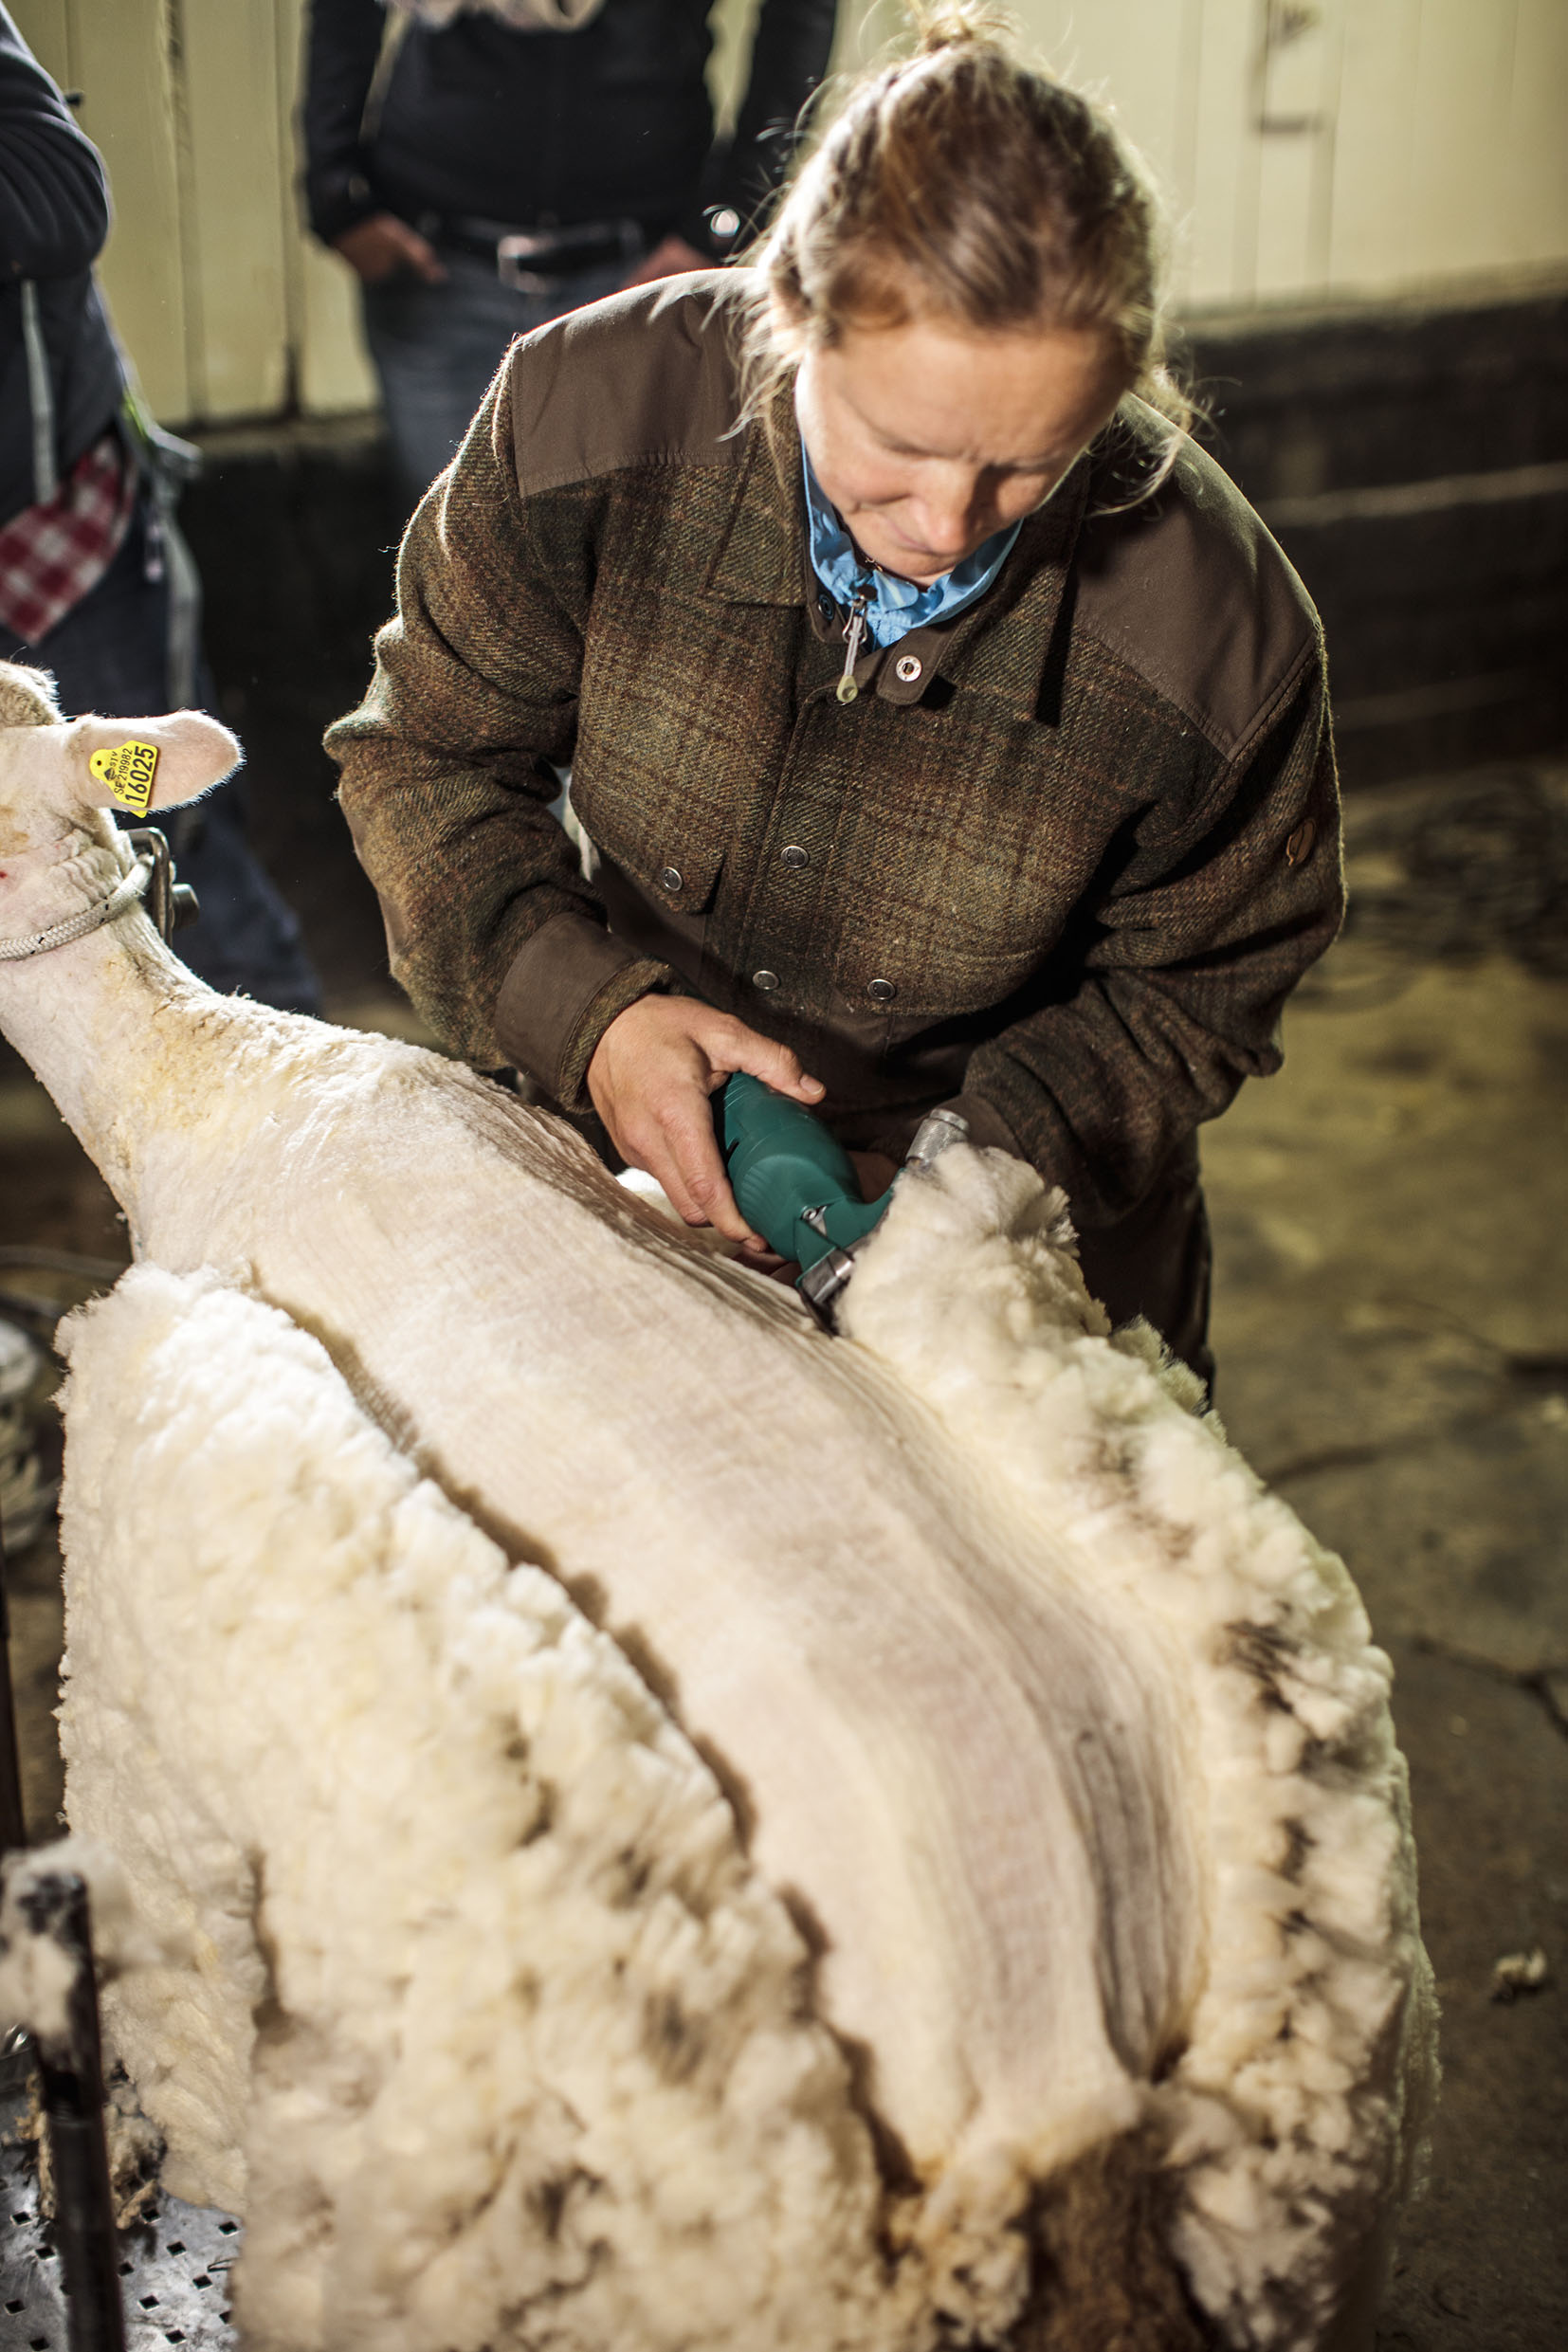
[
  {"xmin": 362, "ymin": 246, "xmax": 633, "ymax": 505},
  {"xmin": 0, "ymin": 502, "xmax": 320, "ymax": 1015}
]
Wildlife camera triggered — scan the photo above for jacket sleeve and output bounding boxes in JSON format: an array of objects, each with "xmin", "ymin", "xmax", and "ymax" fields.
[
  {"xmin": 301, "ymin": 0, "xmax": 389, "ymax": 245},
  {"xmin": 678, "ymin": 0, "xmax": 837, "ymax": 258},
  {"xmin": 949, "ymin": 650, "xmax": 1344, "ymax": 1225},
  {"xmin": 326, "ymin": 359, "xmax": 674, "ymax": 1093},
  {"xmin": 0, "ymin": 9, "xmax": 110, "ymax": 279}
]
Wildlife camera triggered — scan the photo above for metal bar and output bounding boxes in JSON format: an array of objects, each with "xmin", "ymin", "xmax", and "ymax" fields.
[
  {"xmin": 0, "ymin": 1503, "xmax": 27, "ymax": 1856},
  {"xmin": 21, "ymin": 1871, "xmax": 128, "ymax": 2352}
]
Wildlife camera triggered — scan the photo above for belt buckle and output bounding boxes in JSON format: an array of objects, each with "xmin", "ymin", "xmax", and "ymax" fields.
[{"xmin": 497, "ymin": 232, "xmax": 556, "ymax": 295}]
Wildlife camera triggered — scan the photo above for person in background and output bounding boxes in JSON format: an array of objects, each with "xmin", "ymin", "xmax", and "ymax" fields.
[
  {"xmin": 329, "ymin": 3, "xmax": 1347, "ymax": 1395},
  {"xmin": 0, "ymin": 5, "xmax": 319, "ymax": 1015},
  {"xmin": 304, "ymin": 0, "xmax": 838, "ymax": 504}
]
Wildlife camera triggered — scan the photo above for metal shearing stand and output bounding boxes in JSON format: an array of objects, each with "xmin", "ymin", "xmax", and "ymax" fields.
[
  {"xmin": 0, "ymin": 1502, "xmax": 25, "ymax": 1860},
  {"xmin": 12, "ymin": 1874, "xmax": 128, "ymax": 2352},
  {"xmin": 0, "ymin": 1500, "xmax": 242, "ymax": 2349},
  {"xmin": 1, "ymin": 1501, "xmax": 124, "ymax": 2349}
]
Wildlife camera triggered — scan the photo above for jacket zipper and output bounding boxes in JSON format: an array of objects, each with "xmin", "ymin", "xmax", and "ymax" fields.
[{"xmin": 836, "ymin": 589, "xmax": 869, "ymax": 705}]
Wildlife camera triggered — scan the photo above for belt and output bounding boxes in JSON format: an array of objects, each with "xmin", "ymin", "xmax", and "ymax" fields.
[{"xmin": 421, "ymin": 212, "xmax": 645, "ymax": 292}]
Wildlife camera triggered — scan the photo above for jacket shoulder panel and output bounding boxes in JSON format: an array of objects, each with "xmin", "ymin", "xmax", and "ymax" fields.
[
  {"xmin": 1074, "ymin": 402, "xmax": 1321, "ymax": 764},
  {"xmin": 509, "ymin": 272, "xmax": 749, "ymax": 499}
]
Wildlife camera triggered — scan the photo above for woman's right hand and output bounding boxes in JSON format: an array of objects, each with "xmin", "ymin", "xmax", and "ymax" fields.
[
  {"xmin": 587, "ymin": 996, "xmax": 825, "ymax": 1249},
  {"xmin": 332, "ymin": 213, "xmax": 446, "ymax": 286}
]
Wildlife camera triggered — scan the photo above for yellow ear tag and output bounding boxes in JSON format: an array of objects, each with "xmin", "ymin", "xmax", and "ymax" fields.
[{"xmin": 88, "ymin": 738, "xmax": 160, "ymax": 815}]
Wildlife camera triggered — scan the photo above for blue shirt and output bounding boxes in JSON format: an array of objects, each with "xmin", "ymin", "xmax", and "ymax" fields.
[{"xmin": 801, "ymin": 442, "xmax": 1022, "ymax": 649}]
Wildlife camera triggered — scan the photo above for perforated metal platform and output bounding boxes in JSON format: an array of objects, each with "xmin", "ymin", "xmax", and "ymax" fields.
[{"xmin": 0, "ymin": 2094, "xmax": 241, "ymax": 2349}]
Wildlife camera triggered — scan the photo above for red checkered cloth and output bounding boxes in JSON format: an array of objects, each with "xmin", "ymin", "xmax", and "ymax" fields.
[{"xmin": 0, "ymin": 431, "xmax": 137, "ymax": 646}]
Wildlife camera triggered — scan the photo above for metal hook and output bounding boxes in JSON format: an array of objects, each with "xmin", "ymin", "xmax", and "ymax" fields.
[{"xmin": 124, "ymin": 829, "xmax": 199, "ymax": 944}]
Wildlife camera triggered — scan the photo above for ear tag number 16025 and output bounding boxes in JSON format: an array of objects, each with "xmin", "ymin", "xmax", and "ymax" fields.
[{"xmin": 89, "ymin": 738, "xmax": 160, "ymax": 815}]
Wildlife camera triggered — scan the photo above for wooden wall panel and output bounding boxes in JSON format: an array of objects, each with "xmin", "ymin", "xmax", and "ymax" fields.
[
  {"xmin": 1023, "ymin": 0, "xmax": 1195, "ymax": 197},
  {"xmin": 66, "ymin": 0, "xmax": 191, "ymax": 421},
  {"xmin": 1252, "ymin": 0, "xmax": 1344, "ymax": 301},
  {"xmin": 1184, "ymin": 0, "xmax": 1256, "ymax": 303},
  {"xmin": 182, "ymin": 0, "xmax": 291, "ymax": 418},
  {"xmin": 1503, "ymin": 0, "xmax": 1568, "ymax": 271},
  {"xmin": 9, "ymin": 1, "xmax": 1568, "ymax": 424},
  {"xmin": 9, "ymin": 0, "xmax": 72, "ymax": 89},
  {"xmin": 1403, "ymin": 0, "xmax": 1520, "ymax": 285},
  {"xmin": 295, "ymin": 237, "xmax": 378, "ymax": 416},
  {"xmin": 1328, "ymin": 0, "xmax": 1420, "ymax": 293}
]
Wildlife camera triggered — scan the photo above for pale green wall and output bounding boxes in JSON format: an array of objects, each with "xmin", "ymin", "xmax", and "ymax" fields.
[
  {"xmin": 833, "ymin": 0, "xmax": 1568, "ymax": 312},
  {"xmin": 10, "ymin": 0, "xmax": 1567, "ymax": 426}
]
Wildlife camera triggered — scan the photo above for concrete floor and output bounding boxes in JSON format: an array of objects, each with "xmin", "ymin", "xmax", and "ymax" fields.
[
  {"xmin": 1199, "ymin": 769, "xmax": 1568, "ymax": 2348},
  {"xmin": 0, "ymin": 760, "xmax": 1563, "ymax": 2344}
]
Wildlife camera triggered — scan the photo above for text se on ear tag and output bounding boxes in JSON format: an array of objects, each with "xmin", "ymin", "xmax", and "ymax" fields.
[{"xmin": 89, "ymin": 738, "xmax": 159, "ymax": 815}]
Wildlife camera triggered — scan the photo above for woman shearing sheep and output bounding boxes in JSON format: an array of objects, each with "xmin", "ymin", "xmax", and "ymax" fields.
[{"xmin": 329, "ymin": 2, "xmax": 1343, "ymax": 1389}]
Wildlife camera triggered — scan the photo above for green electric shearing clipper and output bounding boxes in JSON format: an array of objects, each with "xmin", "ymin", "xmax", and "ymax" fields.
[{"xmin": 715, "ymin": 1072, "xmax": 969, "ymax": 1323}]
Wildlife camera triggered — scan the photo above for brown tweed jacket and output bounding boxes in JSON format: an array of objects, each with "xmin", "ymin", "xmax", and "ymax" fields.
[{"xmin": 328, "ymin": 273, "xmax": 1343, "ymax": 1230}]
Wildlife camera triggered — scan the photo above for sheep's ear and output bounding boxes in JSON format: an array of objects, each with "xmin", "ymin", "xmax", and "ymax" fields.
[
  {"xmin": 0, "ymin": 660, "xmax": 63, "ymax": 730},
  {"xmin": 72, "ymin": 710, "xmax": 242, "ymax": 818}
]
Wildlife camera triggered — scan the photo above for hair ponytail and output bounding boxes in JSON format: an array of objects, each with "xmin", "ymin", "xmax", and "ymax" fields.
[
  {"xmin": 738, "ymin": 3, "xmax": 1189, "ymax": 481},
  {"xmin": 907, "ymin": 0, "xmax": 1011, "ymax": 56}
]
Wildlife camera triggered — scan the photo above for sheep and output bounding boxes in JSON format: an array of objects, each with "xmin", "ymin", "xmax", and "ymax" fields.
[{"xmin": 0, "ymin": 659, "xmax": 1435, "ymax": 2350}]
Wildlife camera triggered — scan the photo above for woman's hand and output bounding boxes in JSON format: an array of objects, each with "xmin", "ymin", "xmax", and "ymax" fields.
[
  {"xmin": 587, "ymin": 996, "xmax": 824, "ymax": 1248},
  {"xmin": 333, "ymin": 213, "xmax": 446, "ymax": 286}
]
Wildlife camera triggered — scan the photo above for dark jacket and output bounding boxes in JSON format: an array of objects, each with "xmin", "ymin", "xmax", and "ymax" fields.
[
  {"xmin": 328, "ymin": 276, "xmax": 1344, "ymax": 1231},
  {"xmin": 303, "ymin": 0, "xmax": 837, "ymax": 259},
  {"xmin": 0, "ymin": 6, "xmax": 122, "ymax": 528}
]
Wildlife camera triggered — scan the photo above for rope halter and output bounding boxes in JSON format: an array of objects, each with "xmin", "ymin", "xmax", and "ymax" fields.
[{"xmin": 0, "ymin": 828, "xmax": 194, "ymax": 961}]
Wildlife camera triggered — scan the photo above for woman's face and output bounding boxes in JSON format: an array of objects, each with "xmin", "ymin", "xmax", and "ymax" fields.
[{"xmin": 793, "ymin": 312, "xmax": 1127, "ymax": 587}]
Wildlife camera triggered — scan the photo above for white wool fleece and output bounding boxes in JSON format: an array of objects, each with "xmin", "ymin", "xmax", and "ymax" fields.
[
  {"xmin": 51, "ymin": 1158, "xmax": 1437, "ymax": 2352},
  {"xmin": 838, "ymin": 1151, "xmax": 1439, "ymax": 2352},
  {"xmin": 3, "ymin": 648, "xmax": 1431, "ymax": 2350},
  {"xmin": 58, "ymin": 1267, "xmax": 919, "ymax": 2352}
]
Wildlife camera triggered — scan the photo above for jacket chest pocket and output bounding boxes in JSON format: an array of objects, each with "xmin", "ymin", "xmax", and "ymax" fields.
[
  {"xmin": 567, "ymin": 755, "xmax": 729, "ymax": 919},
  {"xmin": 570, "ymin": 589, "xmax": 798, "ymax": 922},
  {"xmin": 823, "ymin": 757, "xmax": 1080, "ymax": 1019}
]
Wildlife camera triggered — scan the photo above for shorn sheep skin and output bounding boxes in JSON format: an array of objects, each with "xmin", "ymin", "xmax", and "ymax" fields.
[{"xmin": 0, "ymin": 662, "xmax": 1435, "ymax": 2350}]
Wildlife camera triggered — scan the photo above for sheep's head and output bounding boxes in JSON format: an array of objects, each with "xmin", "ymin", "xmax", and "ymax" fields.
[{"xmin": 0, "ymin": 659, "xmax": 242, "ymax": 859}]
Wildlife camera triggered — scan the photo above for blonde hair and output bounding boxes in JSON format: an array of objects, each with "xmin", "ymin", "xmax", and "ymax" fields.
[{"xmin": 739, "ymin": 2, "xmax": 1188, "ymax": 458}]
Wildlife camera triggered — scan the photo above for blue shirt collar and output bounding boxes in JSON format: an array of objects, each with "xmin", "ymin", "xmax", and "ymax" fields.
[{"xmin": 801, "ymin": 441, "xmax": 1022, "ymax": 649}]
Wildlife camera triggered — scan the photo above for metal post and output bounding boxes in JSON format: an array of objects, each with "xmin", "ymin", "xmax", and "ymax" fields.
[
  {"xmin": 0, "ymin": 1503, "xmax": 27, "ymax": 1856},
  {"xmin": 17, "ymin": 1869, "xmax": 128, "ymax": 2352}
]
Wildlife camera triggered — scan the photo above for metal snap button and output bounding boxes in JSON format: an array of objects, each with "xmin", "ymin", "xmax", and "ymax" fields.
[
  {"xmin": 709, "ymin": 207, "xmax": 741, "ymax": 243},
  {"xmin": 658, "ymin": 866, "xmax": 683, "ymax": 894},
  {"xmin": 752, "ymin": 968, "xmax": 781, "ymax": 992},
  {"xmin": 781, "ymin": 844, "xmax": 809, "ymax": 869},
  {"xmin": 894, "ymin": 653, "xmax": 922, "ymax": 684},
  {"xmin": 867, "ymin": 976, "xmax": 896, "ymax": 1004}
]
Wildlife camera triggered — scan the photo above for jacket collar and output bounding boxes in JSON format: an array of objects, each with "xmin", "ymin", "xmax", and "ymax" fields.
[
  {"xmin": 702, "ymin": 381, "xmax": 806, "ymax": 607},
  {"xmin": 703, "ymin": 380, "xmax": 1091, "ymax": 723},
  {"xmin": 931, "ymin": 461, "xmax": 1088, "ymax": 720}
]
